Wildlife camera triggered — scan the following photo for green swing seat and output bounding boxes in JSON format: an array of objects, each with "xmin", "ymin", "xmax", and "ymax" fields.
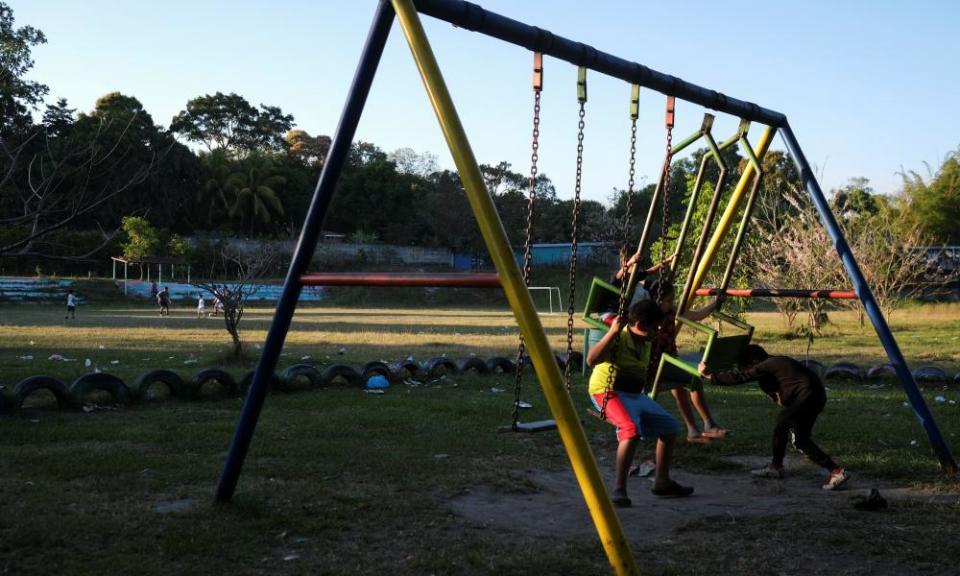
[
  {"xmin": 582, "ymin": 276, "xmax": 623, "ymax": 330},
  {"xmin": 647, "ymin": 311, "xmax": 753, "ymax": 398}
]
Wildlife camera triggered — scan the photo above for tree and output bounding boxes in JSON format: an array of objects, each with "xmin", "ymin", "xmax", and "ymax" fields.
[
  {"xmin": 389, "ymin": 147, "xmax": 438, "ymax": 178},
  {"xmin": 170, "ymin": 92, "xmax": 294, "ymax": 157},
  {"xmin": 899, "ymin": 149, "xmax": 960, "ymax": 244},
  {"xmin": 191, "ymin": 247, "xmax": 278, "ymax": 358},
  {"xmin": 1, "ymin": 96, "xmax": 158, "ymax": 260},
  {"xmin": 198, "ymin": 148, "xmax": 233, "ymax": 227},
  {"xmin": 832, "ymin": 177, "xmax": 877, "ymax": 220},
  {"xmin": 225, "ymin": 152, "xmax": 287, "ymax": 234},
  {"xmin": 120, "ymin": 216, "xmax": 160, "ymax": 260},
  {"xmin": 0, "ymin": 2, "xmax": 48, "ymax": 135},
  {"xmin": 286, "ymin": 129, "xmax": 331, "ymax": 169}
]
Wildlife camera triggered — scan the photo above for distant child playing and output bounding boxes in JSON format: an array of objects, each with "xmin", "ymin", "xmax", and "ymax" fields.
[
  {"xmin": 65, "ymin": 289, "xmax": 77, "ymax": 319},
  {"xmin": 157, "ymin": 286, "xmax": 171, "ymax": 316},
  {"xmin": 699, "ymin": 344, "xmax": 850, "ymax": 490},
  {"xmin": 196, "ymin": 293, "xmax": 206, "ymax": 318},
  {"xmin": 587, "ymin": 299, "xmax": 694, "ymax": 507}
]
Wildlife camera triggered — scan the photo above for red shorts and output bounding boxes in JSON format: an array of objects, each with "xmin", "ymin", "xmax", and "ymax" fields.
[{"xmin": 591, "ymin": 391, "xmax": 679, "ymax": 442}]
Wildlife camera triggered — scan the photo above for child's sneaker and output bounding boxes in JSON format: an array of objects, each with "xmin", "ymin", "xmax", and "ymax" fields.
[
  {"xmin": 822, "ymin": 468, "xmax": 850, "ymax": 490},
  {"xmin": 750, "ymin": 464, "xmax": 784, "ymax": 479},
  {"xmin": 611, "ymin": 487, "xmax": 632, "ymax": 508}
]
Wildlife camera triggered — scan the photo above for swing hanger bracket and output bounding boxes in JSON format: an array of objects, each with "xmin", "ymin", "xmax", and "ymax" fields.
[
  {"xmin": 577, "ymin": 66, "xmax": 587, "ymax": 103},
  {"xmin": 532, "ymin": 52, "xmax": 543, "ymax": 92},
  {"xmin": 701, "ymin": 113, "xmax": 715, "ymax": 133}
]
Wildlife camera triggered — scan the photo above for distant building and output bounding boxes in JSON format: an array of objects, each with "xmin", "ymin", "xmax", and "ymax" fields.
[{"xmin": 514, "ymin": 242, "xmax": 611, "ymax": 267}]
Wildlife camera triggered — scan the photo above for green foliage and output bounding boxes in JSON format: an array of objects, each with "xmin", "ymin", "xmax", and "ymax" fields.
[
  {"xmin": 171, "ymin": 92, "xmax": 294, "ymax": 157},
  {"xmin": 900, "ymin": 149, "xmax": 960, "ymax": 244},
  {"xmin": 120, "ymin": 216, "xmax": 160, "ymax": 260},
  {"xmin": 0, "ymin": 1, "xmax": 48, "ymax": 134},
  {"xmin": 225, "ymin": 152, "xmax": 287, "ymax": 234},
  {"xmin": 167, "ymin": 234, "xmax": 188, "ymax": 257}
]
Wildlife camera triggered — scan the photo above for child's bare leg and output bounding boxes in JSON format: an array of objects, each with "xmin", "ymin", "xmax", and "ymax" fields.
[
  {"xmin": 670, "ymin": 388, "xmax": 701, "ymax": 438},
  {"xmin": 653, "ymin": 433, "xmax": 676, "ymax": 490},
  {"xmin": 689, "ymin": 388, "xmax": 724, "ymax": 434},
  {"xmin": 615, "ymin": 436, "xmax": 639, "ymax": 491}
]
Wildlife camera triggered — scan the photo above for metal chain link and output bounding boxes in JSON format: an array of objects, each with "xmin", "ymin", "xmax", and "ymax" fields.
[
  {"xmin": 511, "ymin": 86, "xmax": 541, "ymax": 430},
  {"xmin": 656, "ymin": 113, "xmax": 674, "ymax": 305},
  {"xmin": 599, "ymin": 116, "xmax": 638, "ymax": 420},
  {"xmin": 565, "ymin": 101, "xmax": 586, "ymax": 392}
]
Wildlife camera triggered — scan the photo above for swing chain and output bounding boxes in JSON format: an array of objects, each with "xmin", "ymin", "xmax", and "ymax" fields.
[
  {"xmin": 511, "ymin": 54, "xmax": 543, "ymax": 430},
  {"xmin": 599, "ymin": 111, "xmax": 638, "ymax": 420},
  {"xmin": 656, "ymin": 96, "xmax": 675, "ymax": 305},
  {"xmin": 565, "ymin": 98, "xmax": 586, "ymax": 391}
]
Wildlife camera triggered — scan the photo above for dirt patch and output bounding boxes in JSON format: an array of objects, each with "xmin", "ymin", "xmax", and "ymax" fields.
[{"xmin": 449, "ymin": 455, "xmax": 959, "ymax": 540}]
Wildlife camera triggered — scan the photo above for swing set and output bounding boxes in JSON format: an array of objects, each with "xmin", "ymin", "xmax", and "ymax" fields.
[{"xmin": 214, "ymin": 2, "xmax": 957, "ymax": 574}]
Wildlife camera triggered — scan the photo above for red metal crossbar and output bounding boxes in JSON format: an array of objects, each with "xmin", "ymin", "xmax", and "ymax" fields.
[
  {"xmin": 694, "ymin": 288, "xmax": 857, "ymax": 299},
  {"xmin": 300, "ymin": 272, "xmax": 502, "ymax": 288}
]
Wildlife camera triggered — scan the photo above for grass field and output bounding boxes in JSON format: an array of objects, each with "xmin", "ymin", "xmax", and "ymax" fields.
[{"xmin": 1, "ymin": 298, "xmax": 959, "ymax": 575}]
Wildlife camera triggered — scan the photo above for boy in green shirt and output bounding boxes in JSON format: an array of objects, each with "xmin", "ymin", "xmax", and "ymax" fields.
[{"xmin": 588, "ymin": 299, "xmax": 694, "ymax": 506}]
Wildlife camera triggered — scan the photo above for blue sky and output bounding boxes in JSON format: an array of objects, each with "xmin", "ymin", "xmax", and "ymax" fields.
[{"xmin": 13, "ymin": 0, "xmax": 960, "ymax": 204}]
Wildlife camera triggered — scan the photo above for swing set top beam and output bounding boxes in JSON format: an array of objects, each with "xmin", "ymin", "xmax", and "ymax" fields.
[{"xmin": 413, "ymin": 0, "xmax": 788, "ymax": 127}]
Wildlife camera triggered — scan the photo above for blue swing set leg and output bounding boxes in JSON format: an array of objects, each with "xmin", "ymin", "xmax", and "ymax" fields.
[
  {"xmin": 782, "ymin": 123, "xmax": 957, "ymax": 474},
  {"xmin": 215, "ymin": 1, "xmax": 396, "ymax": 503}
]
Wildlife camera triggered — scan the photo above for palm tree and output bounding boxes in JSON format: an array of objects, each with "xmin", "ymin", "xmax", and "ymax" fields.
[
  {"xmin": 199, "ymin": 148, "xmax": 234, "ymax": 227},
  {"xmin": 225, "ymin": 152, "xmax": 286, "ymax": 234}
]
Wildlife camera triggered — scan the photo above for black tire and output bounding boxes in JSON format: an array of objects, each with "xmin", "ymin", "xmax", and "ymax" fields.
[
  {"xmin": 913, "ymin": 365, "xmax": 948, "ymax": 383},
  {"xmin": 0, "ymin": 386, "xmax": 10, "ymax": 414},
  {"xmin": 70, "ymin": 373, "xmax": 130, "ymax": 406},
  {"xmin": 800, "ymin": 359, "xmax": 826, "ymax": 379},
  {"xmin": 191, "ymin": 368, "xmax": 239, "ymax": 398},
  {"xmin": 238, "ymin": 370, "xmax": 283, "ymax": 395},
  {"xmin": 321, "ymin": 364, "xmax": 362, "ymax": 386},
  {"xmin": 280, "ymin": 364, "xmax": 323, "ymax": 391},
  {"xmin": 425, "ymin": 357, "xmax": 458, "ymax": 378},
  {"xmin": 132, "ymin": 369, "xmax": 185, "ymax": 400},
  {"xmin": 388, "ymin": 360, "xmax": 421, "ymax": 379},
  {"xmin": 13, "ymin": 375, "xmax": 70, "ymax": 410},
  {"xmin": 555, "ymin": 351, "xmax": 583, "ymax": 372},
  {"xmin": 485, "ymin": 356, "xmax": 516, "ymax": 374},
  {"xmin": 361, "ymin": 361, "xmax": 395, "ymax": 381},
  {"xmin": 866, "ymin": 363, "xmax": 897, "ymax": 380},
  {"xmin": 456, "ymin": 356, "xmax": 490, "ymax": 375},
  {"xmin": 825, "ymin": 362, "xmax": 863, "ymax": 381}
]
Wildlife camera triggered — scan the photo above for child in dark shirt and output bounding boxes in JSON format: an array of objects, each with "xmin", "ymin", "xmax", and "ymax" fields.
[{"xmin": 698, "ymin": 344, "xmax": 850, "ymax": 490}]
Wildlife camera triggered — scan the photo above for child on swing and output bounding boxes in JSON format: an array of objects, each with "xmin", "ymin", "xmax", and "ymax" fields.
[
  {"xmin": 645, "ymin": 275, "xmax": 728, "ymax": 443},
  {"xmin": 598, "ymin": 248, "xmax": 671, "ymax": 325},
  {"xmin": 587, "ymin": 299, "xmax": 694, "ymax": 507}
]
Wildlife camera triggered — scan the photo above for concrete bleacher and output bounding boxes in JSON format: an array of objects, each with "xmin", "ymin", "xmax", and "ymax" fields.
[
  {"xmin": 0, "ymin": 278, "xmax": 76, "ymax": 301},
  {"xmin": 119, "ymin": 280, "xmax": 325, "ymax": 302}
]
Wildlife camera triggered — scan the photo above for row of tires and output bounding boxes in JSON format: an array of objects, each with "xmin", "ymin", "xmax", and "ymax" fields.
[
  {"xmin": 4, "ymin": 354, "xmax": 949, "ymax": 414},
  {"xmin": 0, "ymin": 352, "xmax": 584, "ymax": 414},
  {"xmin": 803, "ymin": 360, "xmax": 960, "ymax": 384}
]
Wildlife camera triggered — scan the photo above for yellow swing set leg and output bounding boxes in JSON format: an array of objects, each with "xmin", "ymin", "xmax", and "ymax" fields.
[{"xmin": 389, "ymin": 1, "xmax": 639, "ymax": 574}]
